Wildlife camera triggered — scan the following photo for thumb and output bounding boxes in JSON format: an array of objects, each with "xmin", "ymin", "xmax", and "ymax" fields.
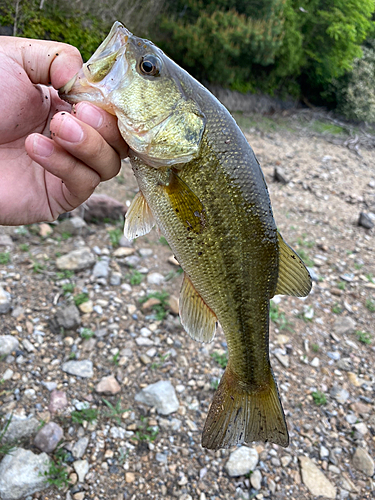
[{"xmin": 2, "ymin": 36, "xmax": 83, "ymax": 89}]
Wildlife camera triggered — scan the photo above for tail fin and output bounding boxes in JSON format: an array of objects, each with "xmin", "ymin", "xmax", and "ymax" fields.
[{"xmin": 202, "ymin": 364, "xmax": 288, "ymax": 450}]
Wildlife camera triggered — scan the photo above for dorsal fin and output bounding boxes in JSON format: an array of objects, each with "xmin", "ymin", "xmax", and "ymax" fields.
[
  {"xmin": 179, "ymin": 273, "xmax": 217, "ymax": 343},
  {"xmin": 274, "ymin": 231, "xmax": 312, "ymax": 297},
  {"xmin": 124, "ymin": 191, "xmax": 155, "ymax": 240}
]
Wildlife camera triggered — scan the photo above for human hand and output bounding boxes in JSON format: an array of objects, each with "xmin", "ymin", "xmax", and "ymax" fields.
[{"xmin": 0, "ymin": 37, "xmax": 128, "ymax": 226}]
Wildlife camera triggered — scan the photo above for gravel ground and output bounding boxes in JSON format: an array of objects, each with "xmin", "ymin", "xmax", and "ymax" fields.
[{"xmin": 1, "ymin": 114, "xmax": 375, "ymax": 500}]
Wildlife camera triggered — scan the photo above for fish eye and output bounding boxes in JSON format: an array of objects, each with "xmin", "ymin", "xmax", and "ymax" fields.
[{"xmin": 140, "ymin": 55, "xmax": 160, "ymax": 76}]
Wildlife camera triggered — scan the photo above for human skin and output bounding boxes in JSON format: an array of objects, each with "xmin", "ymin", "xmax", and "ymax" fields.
[{"xmin": 0, "ymin": 36, "xmax": 128, "ymax": 226}]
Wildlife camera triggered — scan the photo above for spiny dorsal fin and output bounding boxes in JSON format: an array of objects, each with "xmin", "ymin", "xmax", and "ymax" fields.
[
  {"xmin": 274, "ymin": 231, "xmax": 312, "ymax": 297},
  {"xmin": 179, "ymin": 273, "xmax": 217, "ymax": 343},
  {"xmin": 124, "ymin": 191, "xmax": 155, "ymax": 240}
]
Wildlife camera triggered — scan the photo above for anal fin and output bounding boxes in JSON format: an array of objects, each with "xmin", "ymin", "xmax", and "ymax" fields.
[
  {"xmin": 274, "ymin": 231, "xmax": 312, "ymax": 297},
  {"xmin": 124, "ymin": 191, "xmax": 155, "ymax": 240},
  {"xmin": 180, "ymin": 273, "xmax": 217, "ymax": 343},
  {"xmin": 202, "ymin": 363, "xmax": 289, "ymax": 450}
]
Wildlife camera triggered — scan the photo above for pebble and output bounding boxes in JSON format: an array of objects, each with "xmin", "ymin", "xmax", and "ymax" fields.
[
  {"xmin": 110, "ymin": 272, "xmax": 122, "ymax": 286},
  {"xmin": 274, "ymin": 351, "xmax": 289, "ymax": 368},
  {"xmin": 334, "ymin": 316, "xmax": 356, "ymax": 335},
  {"xmin": 358, "ymin": 212, "xmax": 374, "ymax": 229},
  {"xmin": 1, "ymin": 414, "xmax": 39, "ymax": 443},
  {"xmin": 330, "ymin": 386, "xmax": 350, "ymax": 404},
  {"xmin": 83, "ymin": 193, "xmax": 126, "ymax": 222},
  {"xmin": 53, "ymin": 304, "xmax": 81, "ymax": 331},
  {"xmin": 48, "ymin": 389, "xmax": 68, "ymax": 414},
  {"xmin": 72, "ymin": 436, "xmax": 89, "ymax": 459},
  {"xmin": 62, "ymin": 360, "xmax": 94, "ymax": 378},
  {"xmin": 22, "ymin": 339, "xmax": 34, "ymax": 353},
  {"xmin": 92, "ymin": 257, "xmax": 110, "ymax": 279},
  {"xmin": 34, "ymin": 422, "xmax": 64, "ymax": 453},
  {"xmin": 250, "ymin": 469, "xmax": 262, "ymax": 490},
  {"xmin": 352, "ymin": 447, "xmax": 374, "ymax": 476},
  {"xmin": 0, "ymin": 234, "xmax": 14, "ymax": 247},
  {"xmin": 273, "ymin": 166, "xmax": 290, "ymax": 184},
  {"xmin": 225, "ymin": 447, "xmax": 259, "ymax": 477},
  {"xmin": 0, "ymin": 286, "xmax": 11, "ymax": 314},
  {"xmin": 56, "ymin": 247, "xmax": 96, "ymax": 271},
  {"xmin": 95, "ymin": 375, "xmax": 121, "ymax": 395},
  {"xmin": 0, "ymin": 448, "xmax": 51, "ymax": 499},
  {"xmin": 113, "ymin": 247, "xmax": 136, "ymax": 257},
  {"xmin": 0, "ymin": 335, "xmax": 19, "ymax": 357},
  {"xmin": 73, "ymin": 459, "xmax": 90, "ymax": 483},
  {"xmin": 147, "ymin": 272, "xmax": 165, "ymax": 285},
  {"xmin": 79, "ymin": 300, "xmax": 93, "ymax": 314},
  {"xmin": 125, "ymin": 472, "xmax": 136, "ymax": 483},
  {"xmin": 299, "ymin": 456, "xmax": 336, "ymax": 498},
  {"xmin": 135, "ymin": 336, "xmax": 154, "ymax": 346},
  {"xmin": 1, "ymin": 368, "xmax": 13, "ymax": 381},
  {"xmin": 39, "ymin": 223, "xmax": 53, "ymax": 237},
  {"xmin": 135, "ymin": 380, "xmax": 179, "ymax": 415},
  {"xmin": 56, "ymin": 216, "xmax": 87, "ymax": 235},
  {"xmin": 310, "ymin": 357, "xmax": 320, "ymax": 367}
]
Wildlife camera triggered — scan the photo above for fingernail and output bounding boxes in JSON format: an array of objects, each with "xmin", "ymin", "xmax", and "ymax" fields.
[
  {"xmin": 58, "ymin": 114, "xmax": 84, "ymax": 143},
  {"xmin": 33, "ymin": 135, "xmax": 54, "ymax": 157},
  {"xmin": 76, "ymin": 103, "xmax": 103, "ymax": 129}
]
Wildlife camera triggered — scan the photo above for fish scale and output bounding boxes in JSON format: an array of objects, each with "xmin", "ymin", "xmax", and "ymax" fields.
[{"xmin": 60, "ymin": 21, "xmax": 312, "ymax": 450}]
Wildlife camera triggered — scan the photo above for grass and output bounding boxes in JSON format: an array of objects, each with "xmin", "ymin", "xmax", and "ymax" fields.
[
  {"xmin": 356, "ymin": 330, "xmax": 372, "ymax": 345},
  {"xmin": 139, "ymin": 291, "xmax": 170, "ymax": 320},
  {"xmin": 296, "ymin": 249, "xmax": 315, "ymax": 268},
  {"xmin": 19, "ymin": 243, "xmax": 29, "ymax": 252},
  {"xmin": 133, "ymin": 416, "xmax": 159, "ymax": 443},
  {"xmin": 71, "ymin": 407, "xmax": 99, "ymax": 424},
  {"xmin": 128, "ymin": 270, "xmax": 143, "ymax": 285},
  {"xmin": 108, "ymin": 228, "xmax": 123, "ymax": 247},
  {"xmin": 158, "ymin": 236, "xmax": 169, "ymax": 247},
  {"xmin": 80, "ymin": 328, "xmax": 95, "ymax": 340},
  {"xmin": 332, "ymin": 303, "xmax": 342, "ymax": 314},
  {"xmin": 366, "ymin": 273, "xmax": 374, "ymax": 284},
  {"xmin": 211, "ymin": 351, "xmax": 228, "ymax": 369},
  {"xmin": 365, "ymin": 299, "xmax": 375, "ymax": 313},
  {"xmin": 112, "ymin": 351, "xmax": 120, "ymax": 365},
  {"xmin": 312, "ymin": 391, "xmax": 327, "ymax": 405},
  {"xmin": 311, "ymin": 343, "xmax": 320, "ymax": 353},
  {"xmin": 337, "ymin": 281, "xmax": 346, "ymax": 290},
  {"xmin": 62, "ymin": 283, "xmax": 74, "ymax": 295},
  {"xmin": 354, "ymin": 262, "xmax": 363, "ymax": 270},
  {"xmin": 61, "ymin": 232, "xmax": 72, "ymax": 240},
  {"xmin": 73, "ymin": 292, "xmax": 89, "ymax": 307},
  {"xmin": 32, "ymin": 260, "xmax": 46, "ymax": 274},
  {"xmin": 311, "ymin": 121, "xmax": 344, "ymax": 135},
  {"xmin": 102, "ymin": 398, "xmax": 129, "ymax": 425},
  {"xmin": 270, "ymin": 301, "xmax": 294, "ymax": 331},
  {"xmin": 210, "ymin": 379, "xmax": 220, "ymax": 390},
  {"xmin": 0, "ymin": 415, "xmax": 15, "ymax": 459},
  {"xmin": 0, "ymin": 252, "xmax": 10, "ymax": 265},
  {"xmin": 42, "ymin": 446, "xmax": 71, "ymax": 489},
  {"xmin": 150, "ymin": 353, "xmax": 170, "ymax": 370},
  {"xmin": 297, "ymin": 235, "xmax": 315, "ymax": 248},
  {"xmin": 56, "ymin": 270, "xmax": 74, "ymax": 280}
]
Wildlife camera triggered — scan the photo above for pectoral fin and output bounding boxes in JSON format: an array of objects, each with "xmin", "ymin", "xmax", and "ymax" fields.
[
  {"xmin": 180, "ymin": 273, "xmax": 217, "ymax": 343},
  {"xmin": 274, "ymin": 231, "xmax": 312, "ymax": 297},
  {"xmin": 162, "ymin": 170, "xmax": 206, "ymax": 234},
  {"xmin": 124, "ymin": 191, "xmax": 155, "ymax": 240}
]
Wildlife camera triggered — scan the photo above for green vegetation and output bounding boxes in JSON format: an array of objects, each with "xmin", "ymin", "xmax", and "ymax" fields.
[
  {"xmin": 134, "ymin": 416, "xmax": 159, "ymax": 443},
  {"xmin": 80, "ymin": 328, "xmax": 95, "ymax": 340},
  {"xmin": 42, "ymin": 446, "xmax": 71, "ymax": 489},
  {"xmin": 108, "ymin": 228, "xmax": 123, "ymax": 248},
  {"xmin": 337, "ymin": 281, "xmax": 346, "ymax": 291},
  {"xmin": 56, "ymin": 270, "xmax": 74, "ymax": 280},
  {"xmin": 365, "ymin": 299, "xmax": 375, "ymax": 313},
  {"xmin": 331, "ymin": 303, "xmax": 342, "ymax": 314},
  {"xmin": 139, "ymin": 291, "xmax": 170, "ymax": 320},
  {"xmin": 73, "ymin": 293, "xmax": 89, "ymax": 307},
  {"xmin": 311, "ymin": 343, "xmax": 320, "ymax": 353},
  {"xmin": 270, "ymin": 301, "xmax": 293, "ymax": 331},
  {"xmin": 102, "ymin": 398, "xmax": 129, "ymax": 425},
  {"xmin": 312, "ymin": 391, "xmax": 327, "ymax": 406},
  {"xmin": 356, "ymin": 330, "xmax": 372, "ymax": 345},
  {"xmin": 211, "ymin": 351, "xmax": 228, "ymax": 369},
  {"xmin": 112, "ymin": 351, "xmax": 120, "ymax": 365},
  {"xmin": 296, "ymin": 249, "xmax": 314, "ymax": 268},
  {"xmin": 158, "ymin": 236, "xmax": 170, "ymax": 247},
  {"xmin": 62, "ymin": 283, "xmax": 75, "ymax": 295},
  {"xmin": 32, "ymin": 260, "xmax": 46, "ymax": 274},
  {"xmin": 0, "ymin": 252, "xmax": 10, "ymax": 265},
  {"xmin": 0, "ymin": 415, "xmax": 15, "ymax": 459},
  {"xmin": 128, "ymin": 270, "xmax": 143, "ymax": 286},
  {"xmin": 71, "ymin": 407, "xmax": 99, "ymax": 424},
  {"xmin": 150, "ymin": 353, "xmax": 170, "ymax": 370}
]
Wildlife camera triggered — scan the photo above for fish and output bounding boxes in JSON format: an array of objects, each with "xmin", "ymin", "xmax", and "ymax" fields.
[{"xmin": 60, "ymin": 21, "xmax": 312, "ymax": 450}]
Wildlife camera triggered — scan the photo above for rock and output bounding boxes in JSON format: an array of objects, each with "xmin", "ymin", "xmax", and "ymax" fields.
[
  {"xmin": 110, "ymin": 272, "xmax": 122, "ymax": 286},
  {"xmin": 42, "ymin": 381, "xmax": 57, "ymax": 391},
  {"xmin": 1, "ymin": 368, "xmax": 13, "ymax": 381},
  {"xmin": 0, "ymin": 234, "xmax": 14, "ymax": 248},
  {"xmin": 250, "ymin": 469, "xmax": 262, "ymax": 490},
  {"xmin": 330, "ymin": 386, "xmax": 350, "ymax": 404},
  {"xmin": 358, "ymin": 212, "xmax": 374, "ymax": 229},
  {"xmin": 0, "ymin": 287, "xmax": 11, "ymax": 314},
  {"xmin": 34, "ymin": 422, "xmax": 64, "ymax": 453},
  {"xmin": 141, "ymin": 297, "xmax": 161, "ymax": 311},
  {"xmin": 81, "ymin": 194, "xmax": 126, "ymax": 222},
  {"xmin": 337, "ymin": 358, "xmax": 352, "ymax": 371},
  {"xmin": 1, "ymin": 414, "xmax": 39, "ymax": 443},
  {"xmin": 73, "ymin": 459, "xmax": 90, "ymax": 483},
  {"xmin": 273, "ymin": 166, "xmax": 290, "ymax": 184},
  {"xmin": 135, "ymin": 380, "xmax": 179, "ymax": 415},
  {"xmin": 353, "ymin": 422, "xmax": 368, "ymax": 437},
  {"xmin": 56, "ymin": 216, "xmax": 87, "ymax": 236},
  {"xmin": 0, "ymin": 448, "xmax": 51, "ymax": 500},
  {"xmin": 125, "ymin": 472, "xmax": 136, "ymax": 483},
  {"xmin": 334, "ymin": 316, "xmax": 356, "ymax": 335},
  {"xmin": 0, "ymin": 335, "xmax": 19, "ymax": 357},
  {"xmin": 52, "ymin": 305, "xmax": 81, "ymax": 331},
  {"xmin": 147, "ymin": 272, "xmax": 165, "ymax": 285},
  {"xmin": 299, "ymin": 456, "xmax": 336, "ymax": 498},
  {"xmin": 352, "ymin": 447, "xmax": 374, "ymax": 476},
  {"xmin": 39, "ymin": 222, "xmax": 53, "ymax": 237},
  {"xmin": 92, "ymin": 257, "xmax": 110, "ymax": 279},
  {"xmin": 78, "ymin": 300, "xmax": 93, "ymax": 314},
  {"xmin": 22, "ymin": 339, "xmax": 34, "ymax": 353},
  {"xmin": 72, "ymin": 436, "xmax": 89, "ymax": 459},
  {"xmin": 311, "ymin": 357, "xmax": 320, "ymax": 367},
  {"xmin": 113, "ymin": 247, "xmax": 135, "ymax": 257},
  {"xmin": 225, "ymin": 447, "xmax": 259, "ymax": 477},
  {"xmin": 95, "ymin": 375, "xmax": 121, "ymax": 395},
  {"xmin": 168, "ymin": 295, "xmax": 179, "ymax": 315},
  {"xmin": 62, "ymin": 360, "xmax": 94, "ymax": 378},
  {"xmin": 49, "ymin": 390, "xmax": 68, "ymax": 414},
  {"xmin": 139, "ymin": 248, "xmax": 153, "ymax": 257},
  {"xmin": 56, "ymin": 247, "xmax": 95, "ymax": 271},
  {"xmin": 274, "ymin": 351, "xmax": 289, "ymax": 368}
]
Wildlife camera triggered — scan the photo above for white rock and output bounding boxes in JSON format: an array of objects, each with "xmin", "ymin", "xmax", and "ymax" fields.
[
  {"xmin": 352, "ymin": 447, "xmax": 374, "ymax": 476},
  {"xmin": 0, "ymin": 335, "xmax": 18, "ymax": 357},
  {"xmin": 0, "ymin": 287, "xmax": 11, "ymax": 314},
  {"xmin": 147, "ymin": 272, "xmax": 165, "ymax": 285},
  {"xmin": 250, "ymin": 469, "xmax": 262, "ymax": 490},
  {"xmin": 299, "ymin": 456, "xmax": 336, "ymax": 498},
  {"xmin": 72, "ymin": 437, "xmax": 89, "ymax": 459},
  {"xmin": 61, "ymin": 360, "xmax": 93, "ymax": 378},
  {"xmin": 135, "ymin": 380, "xmax": 179, "ymax": 415},
  {"xmin": 1, "ymin": 414, "xmax": 39, "ymax": 443},
  {"xmin": 56, "ymin": 247, "xmax": 95, "ymax": 271},
  {"xmin": 0, "ymin": 448, "xmax": 51, "ymax": 500},
  {"xmin": 1, "ymin": 368, "xmax": 13, "ymax": 381},
  {"xmin": 73, "ymin": 459, "xmax": 89, "ymax": 483},
  {"xmin": 225, "ymin": 447, "xmax": 259, "ymax": 477}
]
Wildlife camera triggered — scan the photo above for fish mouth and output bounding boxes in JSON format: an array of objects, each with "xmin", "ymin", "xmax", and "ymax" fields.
[{"xmin": 59, "ymin": 21, "xmax": 132, "ymax": 105}]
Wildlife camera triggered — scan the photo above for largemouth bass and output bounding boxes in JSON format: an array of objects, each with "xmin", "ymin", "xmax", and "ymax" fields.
[{"xmin": 60, "ymin": 22, "xmax": 312, "ymax": 450}]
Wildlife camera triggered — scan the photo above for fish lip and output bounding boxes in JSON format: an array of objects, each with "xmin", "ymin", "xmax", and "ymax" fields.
[{"xmin": 59, "ymin": 74, "xmax": 77, "ymax": 97}]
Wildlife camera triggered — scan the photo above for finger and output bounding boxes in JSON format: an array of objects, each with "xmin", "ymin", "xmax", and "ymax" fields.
[
  {"xmin": 49, "ymin": 112, "xmax": 122, "ymax": 181},
  {"xmin": 73, "ymin": 102, "xmax": 129, "ymax": 159},
  {"xmin": 2, "ymin": 36, "xmax": 82, "ymax": 89},
  {"xmin": 25, "ymin": 134, "xmax": 100, "ymax": 211}
]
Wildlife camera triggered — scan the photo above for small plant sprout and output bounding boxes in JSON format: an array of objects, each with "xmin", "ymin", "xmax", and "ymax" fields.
[{"xmin": 312, "ymin": 391, "xmax": 327, "ymax": 405}]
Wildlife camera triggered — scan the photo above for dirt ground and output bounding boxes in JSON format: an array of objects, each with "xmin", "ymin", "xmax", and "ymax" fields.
[{"xmin": 1, "ymin": 110, "xmax": 375, "ymax": 500}]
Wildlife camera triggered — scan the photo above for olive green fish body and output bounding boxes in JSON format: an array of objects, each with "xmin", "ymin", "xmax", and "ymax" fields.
[{"xmin": 60, "ymin": 22, "xmax": 312, "ymax": 449}]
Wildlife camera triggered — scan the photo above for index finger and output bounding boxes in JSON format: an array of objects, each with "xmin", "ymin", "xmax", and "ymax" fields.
[{"xmin": 1, "ymin": 36, "xmax": 83, "ymax": 89}]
